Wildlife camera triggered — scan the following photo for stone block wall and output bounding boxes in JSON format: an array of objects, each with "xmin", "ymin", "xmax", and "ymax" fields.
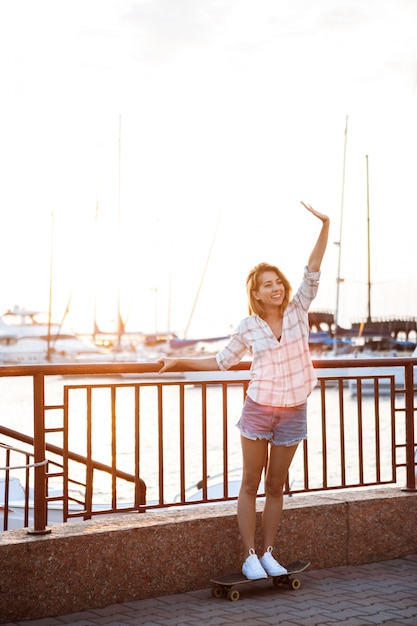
[{"xmin": 0, "ymin": 487, "xmax": 416, "ymax": 622}]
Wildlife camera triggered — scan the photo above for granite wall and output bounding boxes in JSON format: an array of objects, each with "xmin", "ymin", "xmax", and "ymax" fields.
[{"xmin": 1, "ymin": 487, "xmax": 416, "ymax": 622}]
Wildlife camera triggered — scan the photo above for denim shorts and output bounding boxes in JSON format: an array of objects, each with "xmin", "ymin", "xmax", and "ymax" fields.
[{"xmin": 236, "ymin": 395, "xmax": 307, "ymax": 446}]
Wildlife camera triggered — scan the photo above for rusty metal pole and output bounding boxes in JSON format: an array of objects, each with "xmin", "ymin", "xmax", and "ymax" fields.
[
  {"xmin": 29, "ymin": 372, "xmax": 51, "ymax": 534},
  {"xmin": 402, "ymin": 362, "xmax": 416, "ymax": 492}
]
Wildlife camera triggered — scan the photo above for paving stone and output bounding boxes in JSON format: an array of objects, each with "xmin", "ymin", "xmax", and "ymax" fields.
[{"xmin": 5, "ymin": 557, "xmax": 417, "ymax": 626}]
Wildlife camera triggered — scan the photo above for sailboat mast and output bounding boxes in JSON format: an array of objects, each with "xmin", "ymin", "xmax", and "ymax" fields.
[
  {"xmin": 333, "ymin": 115, "xmax": 349, "ymax": 355},
  {"xmin": 366, "ymin": 154, "xmax": 371, "ymax": 323},
  {"xmin": 93, "ymin": 142, "xmax": 100, "ymax": 342},
  {"xmin": 47, "ymin": 210, "xmax": 55, "ymax": 362},
  {"xmin": 116, "ymin": 114, "xmax": 123, "ymax": 349}
]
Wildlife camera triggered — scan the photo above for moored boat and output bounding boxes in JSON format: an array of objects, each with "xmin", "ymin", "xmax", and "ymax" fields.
[{"xmin": 0, "ymin": 306, "xmax": 107, "ymax": 364}]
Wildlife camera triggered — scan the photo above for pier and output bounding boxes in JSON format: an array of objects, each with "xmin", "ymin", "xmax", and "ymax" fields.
[
  {"xmin": 309, "ymin": 311, "xmax": 417, "ymax": 341},
  {"xmin": 0, "ymin": 358, "xmax": 416, "ymax": 622}
]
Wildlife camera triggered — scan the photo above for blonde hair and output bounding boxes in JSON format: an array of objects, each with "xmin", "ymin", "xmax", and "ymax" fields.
[{"xmin": 246, "ymin": 263, "xmax": 292, "ymax": 317}]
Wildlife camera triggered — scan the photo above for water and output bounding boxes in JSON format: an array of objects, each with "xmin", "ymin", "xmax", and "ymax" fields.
[{"xmin": 0, "ymin": 374, "xmax": 406, "ymax": 506}]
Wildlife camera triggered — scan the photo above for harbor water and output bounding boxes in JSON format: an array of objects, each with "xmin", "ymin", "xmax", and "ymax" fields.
[{"xmin": 0, "ymin": 373, "xmax": 403, "ymax": 506}]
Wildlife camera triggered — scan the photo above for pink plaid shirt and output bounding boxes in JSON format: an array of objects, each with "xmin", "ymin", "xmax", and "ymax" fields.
[{"xmin": 216, "ymin": 267, "xmax": 321, "ymax": 407}]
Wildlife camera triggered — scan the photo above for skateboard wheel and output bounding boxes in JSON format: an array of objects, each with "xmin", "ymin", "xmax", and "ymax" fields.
[
  {"xmin": 211, "ymin": 586, "xmax": 223, "ymax": 598},
  {"xmin": 227, "ymin": 589, "xmax": 240, "ymax": 601},
  {"xmin": 290, "ymin": 577, "xmax": 301, "ymax": 590}
]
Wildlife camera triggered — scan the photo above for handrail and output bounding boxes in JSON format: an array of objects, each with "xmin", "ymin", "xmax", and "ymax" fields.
[
  {"xmin": 1, "ymin": 355, "xmax": 417, "ymax": 377},
  {"xmin": 0, "ymin": 355, "xmax": 416, "ymax": 533},
  {"xmin": 0, "ymin": 425, "xmax": 146, "ymax": 488}
]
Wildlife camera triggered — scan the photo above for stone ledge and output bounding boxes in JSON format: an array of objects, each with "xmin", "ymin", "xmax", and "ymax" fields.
[{"xmin": 0, "ymin": 487, "xmax": 416, "ymax": 623}]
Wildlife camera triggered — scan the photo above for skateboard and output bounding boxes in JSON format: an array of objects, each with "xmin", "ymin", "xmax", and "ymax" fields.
[{"xmin": 210, "ymin": 560, "xmax": 310, "ymax": 601}]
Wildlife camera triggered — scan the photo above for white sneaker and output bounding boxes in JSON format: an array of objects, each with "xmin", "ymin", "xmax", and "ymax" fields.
[
  {"xmin": 242, "ymin": 549, "xmax": 268, "ymax": 580},
  {"xmin": 259, "ymin": 547, "xmax": 287, "ymax": 576}
]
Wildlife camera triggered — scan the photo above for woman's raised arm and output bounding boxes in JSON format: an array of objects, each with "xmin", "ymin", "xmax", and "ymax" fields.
[{"xmin": 301, "ymin": 201, "xmax": 330, "ymax": 272}]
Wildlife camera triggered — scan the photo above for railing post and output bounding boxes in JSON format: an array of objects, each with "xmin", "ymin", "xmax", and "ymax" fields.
[
  {"xmin": 29, "ymin": 372, "xmax": 50, "ymax": 534},
  {"xmin": 402, "ymin": 362, "xmax": 416, "ymax": 492}
]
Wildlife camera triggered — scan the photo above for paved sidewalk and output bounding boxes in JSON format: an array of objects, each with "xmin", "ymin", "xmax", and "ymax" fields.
[{"xmin": 5, "ymin": 555, "xmax": 417, "ymax": 626}]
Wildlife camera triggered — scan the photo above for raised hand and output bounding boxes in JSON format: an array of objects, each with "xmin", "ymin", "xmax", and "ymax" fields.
[
  {"xmin": 301, "ymin": 201, "xmax": 330, "ymax": 271},
  {"xmin": 300, "ymin": 201, "xmax": 330, "ymax": 224}
]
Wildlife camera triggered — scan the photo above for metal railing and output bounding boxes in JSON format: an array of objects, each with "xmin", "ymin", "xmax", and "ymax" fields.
[{"xmin": 0, "ymin": 356, "xmax": 416, "ymax": 533}]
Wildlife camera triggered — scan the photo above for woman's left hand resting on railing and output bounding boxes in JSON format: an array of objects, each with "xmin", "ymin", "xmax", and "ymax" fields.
[{"xmin": 158, "ymin": 355, "xmax": 220, "ymax": 373}]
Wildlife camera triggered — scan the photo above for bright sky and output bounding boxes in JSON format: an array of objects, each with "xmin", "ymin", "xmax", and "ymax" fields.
[{"xmin": 1, "ymin": 0, "xmax": 416, "ymax": 338}]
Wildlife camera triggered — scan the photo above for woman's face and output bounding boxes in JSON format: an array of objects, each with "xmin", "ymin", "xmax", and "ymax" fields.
[{"xmin": 254, "ymin": 271, "xmax": 286, "ymax": 309}]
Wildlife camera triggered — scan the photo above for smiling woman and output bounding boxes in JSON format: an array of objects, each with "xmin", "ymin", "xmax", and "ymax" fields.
[{"xmin": 158, "ymin": 202, "xmax": 330, "ymax": 579}]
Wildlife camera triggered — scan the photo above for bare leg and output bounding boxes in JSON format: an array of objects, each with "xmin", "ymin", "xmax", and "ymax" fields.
[
  {"xmin": 261, "ymin": 443, "xmax": 298, "ymax": 553},
  {"xmin": 237, "ymin": 436, "xmax": 268, "ymax": 554}
]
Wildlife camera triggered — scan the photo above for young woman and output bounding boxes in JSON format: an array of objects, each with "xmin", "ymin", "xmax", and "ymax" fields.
[{"xmin": 159, "ymin": 201, "xmax": 330, "ymax": 579}]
